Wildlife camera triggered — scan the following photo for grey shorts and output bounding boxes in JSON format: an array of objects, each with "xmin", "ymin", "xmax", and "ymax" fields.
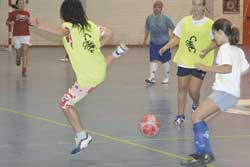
[{"xmin": 208, "ymin": 90, "xmax": 238, "ymax": 112}]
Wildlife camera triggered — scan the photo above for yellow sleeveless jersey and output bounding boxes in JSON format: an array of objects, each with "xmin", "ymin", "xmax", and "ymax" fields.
[
  {"xmin": 174, "ymin": 16, "xmax": 214, "ymax": 68},
  {"xmin": 62, "ymin": 21, "xmax": 107, "ymax": 87}
]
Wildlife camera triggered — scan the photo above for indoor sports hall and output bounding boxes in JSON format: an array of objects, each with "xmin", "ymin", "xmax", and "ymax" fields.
[{"xmin": 0, "ymin": 0, "xmax": 250, "ymax": 167}]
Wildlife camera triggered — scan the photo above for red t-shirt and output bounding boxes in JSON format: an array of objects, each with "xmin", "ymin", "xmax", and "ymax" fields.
[{"xmin": 7, "ymin": 10, "xmax": 30, "ymax": 36}]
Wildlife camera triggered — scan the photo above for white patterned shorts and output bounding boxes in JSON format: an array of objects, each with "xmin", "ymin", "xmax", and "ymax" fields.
[{"xmin": 60, "ymin": 82, "xmax": 95, "ymax": 110}]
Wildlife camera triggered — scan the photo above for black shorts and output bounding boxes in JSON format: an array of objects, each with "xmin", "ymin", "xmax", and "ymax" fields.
[{"xmin": 177, "ymin": 66, "xmax": 206, "ymax": 80}]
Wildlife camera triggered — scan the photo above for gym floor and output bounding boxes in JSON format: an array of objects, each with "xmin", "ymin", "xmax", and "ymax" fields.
[{"xmin": 0, "ymin": 46, "xmax": 249, "ymax": 167}]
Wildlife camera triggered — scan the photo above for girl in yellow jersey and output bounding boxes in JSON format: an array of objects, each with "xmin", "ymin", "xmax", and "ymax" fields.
[
  {"xmin": 32, "ymin": 0, "xmax": 128, "ymax": 154},
  {"xmin": 159, "ymin": 0, "xmax": 217, "ymax": 125}
]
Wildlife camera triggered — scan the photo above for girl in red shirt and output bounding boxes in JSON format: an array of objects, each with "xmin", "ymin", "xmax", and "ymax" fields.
[{"xmin": 6, "ymin": 0, "xmax": 31, "ymax": 77}]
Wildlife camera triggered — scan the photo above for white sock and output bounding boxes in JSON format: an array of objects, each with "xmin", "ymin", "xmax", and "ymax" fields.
[
  {"xmin": 162, "ymin": 62, "xmax": 170, "ymax": 79},
  {"xmin": 76, "ymin": 131, "xmax": 87, "ymax": 140},
  {"xmin": 149, "ymin": 62, "xmax": 158, "ymax": 79}
]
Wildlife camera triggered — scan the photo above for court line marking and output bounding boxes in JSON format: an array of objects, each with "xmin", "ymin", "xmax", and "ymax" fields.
[
  {"xmin": 224, "ymin": 99, "xmax": 250, "ymax": 115},
  {"xmin": 0, "ymin": 106, "xmax": 218, "ymax": 167},
  {"xmin": 226, "ymin": 108, "xmax": 250, "ymax": 115},
  {"xmin": 0, "ymin": 106, "xmax": 187, "ymax": 160},
  {"xmin": 236, "ymin": 99, "xmax": 250, "ymax": 106}
]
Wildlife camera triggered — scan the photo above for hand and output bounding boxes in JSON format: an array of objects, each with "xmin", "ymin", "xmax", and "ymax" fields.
[
  {"xmin": 28, "ymin": 17, "xmax": 37, "ymax": 26},
  {"xmin": 199, "ymin": 50, "xmax": 207, "ymax": 58},
  {"xmin": 159, "ymin": 47, "xmax": 166, "ymax": 56},
  {"xmin": 195, "ymin": 63, "xmax": 206, "ymax": 71},
  {"xmin": 199, "ymin": 50, "xmax": 208, "ymax": 58}
]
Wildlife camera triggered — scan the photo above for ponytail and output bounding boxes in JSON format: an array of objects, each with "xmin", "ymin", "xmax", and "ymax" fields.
[
  {"xmin": 229, "ymin": 27, "xmax": 239, "ymax": 45},
  {"xmin": 10, "ymin": 4, "xmax": 18, "ymax": 9},
  {"xmin": 212, "ymin": 18, "xmax": 239, "ymax": 45}
]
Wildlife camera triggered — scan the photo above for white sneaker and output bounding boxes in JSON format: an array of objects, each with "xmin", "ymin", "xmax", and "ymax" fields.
[
  {"xmin": 161, "ymin": 78, "xmax": 169, "ymax": 84},
  {"xmin": 113, "ymin": 43, "xmax": 129, "ymax": 58},
  {"xmin": 60, "ymin": 58, "xmax": 69, "ymax": 62},
  {"xmin": 71, "ymin": 134, "xmax": 92, "ymax": 154}
]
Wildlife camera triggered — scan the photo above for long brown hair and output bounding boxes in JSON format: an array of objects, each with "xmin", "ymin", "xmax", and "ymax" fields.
[{"xmin": 212, "ymin": 18, "xmax": 239, "ymax": 45}]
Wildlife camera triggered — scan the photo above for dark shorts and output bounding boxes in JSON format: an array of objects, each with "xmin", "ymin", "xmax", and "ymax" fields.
[
  {"xmin": 177, "ymin": 66, "xmax": 206, "ymax": 80},
  {"xmin": 149, "ymin": 42, "xmax": 171, "ymax": 63}
]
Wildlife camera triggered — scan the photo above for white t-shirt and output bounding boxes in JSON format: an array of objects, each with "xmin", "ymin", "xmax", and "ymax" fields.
[
  {"xmin": 212, "ymin": 43, "xmax": 249, "ymax": 97},
  {"xmin": 174, "ymin": 16, "xmax": 214, "ymax": 39}
]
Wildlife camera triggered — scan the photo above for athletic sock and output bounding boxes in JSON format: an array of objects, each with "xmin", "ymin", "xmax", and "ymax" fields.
[
  {"xmin": 193, "ymin": 121, "xmax": 212, "ymax": 155},
  {"xmin": 162, "ymin": 62, "xmax": 170, "ymax": 79},
  {"xmin": 76, "ymin": 131, "xmax": 87, "ymax": 140},
  {"xmin": 149, "ymin": 62, "xmax": 158, "ymax": 79}
]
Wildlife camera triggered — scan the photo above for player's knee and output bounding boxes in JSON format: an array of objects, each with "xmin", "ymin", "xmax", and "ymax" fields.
[
  {"xmin": 59, "ymin": 101, "xmax": 74, "ymax": 111},
  {"xmin": 59, "ymin": 100, "xmax": 66, "ymax": 110},
  {"xmin": 59, "ymin": 99, "xmax": 72, "ymax": 110},
  {"xmin": 189, "ymin": 88, "xmax": 199, "ymax": 98},
  {"xmin": 178, "ymin": 83, "xmax": 188, "ymax": 92}
]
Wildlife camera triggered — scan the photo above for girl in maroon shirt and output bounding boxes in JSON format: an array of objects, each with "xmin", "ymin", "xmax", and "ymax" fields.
[{"xmin": 6, "ymin": 0, "xmax": 31, "ymax": 77}]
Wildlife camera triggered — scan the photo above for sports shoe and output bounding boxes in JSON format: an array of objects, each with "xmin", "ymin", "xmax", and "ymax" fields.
[
  {"xmin": 145, "ymin": 77, "xmax": 156, "ymax": 84},
  {"xmin": 113, "ymin": 43, "xmax": 129, "ymax": 58},
  {"xmin": 161, "ymin": 78, "xmax": 169, "ymax": 84},
  {"xmin": 192, "ymin": 104, "xmax": 199, "ymax": 112},
  {"xmin": 60, "ymin": 58, "xmax": 69, "ymax": 62},
  {"xmin": 201, "ymin": 153, "xmax": 215, "ymax": 164},
  {"xmin": 16, "ymin": 54, "xmax": 21, "ymax": 66},
  {"xmin": 173, "ymin": 115, "xmax": 185, "ymax": 126},
  {"xmin": 181, "ymin": 157, "xmax": 203, "ymax": 166},
  {"xmin": 180, "ymin": 153, "xmax": 215, "ymax": 166},
  {"xmin": 71, "ymin": 134, "xmax": 92, "ymax": 154}
]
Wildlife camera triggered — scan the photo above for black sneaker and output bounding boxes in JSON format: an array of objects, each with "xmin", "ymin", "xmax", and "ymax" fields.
[
  {"xmin": 173, "ymin": 115, "xmax": 185, "ymax": 126},
  {"xmin": 181, "ymin": 155, "xmax": 206, "ymax": 167},
  {"xmin": 145, "ymin": 77, "xmax": 156, "ymax": 84},
  {"xmin": 16, "ymin": 54, "xmax": 21, "ymax": 66},
  {"xmin": 181, "ymin": 153, "xmax": 215, "ymax": 166},
  {"xmin": 201, "ymin": 153, "xmax": 215, "ymax": 164}
]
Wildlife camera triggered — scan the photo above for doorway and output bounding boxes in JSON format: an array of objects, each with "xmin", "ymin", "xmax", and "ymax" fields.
[{"xmin": 243, "ymin": 0, "xmax": 250, "ymax": 45}]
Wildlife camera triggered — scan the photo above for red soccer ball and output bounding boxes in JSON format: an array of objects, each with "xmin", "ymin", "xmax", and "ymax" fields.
[{"xmin": 139, "ymin": 114, "xmax": 160, "ymax": 137}]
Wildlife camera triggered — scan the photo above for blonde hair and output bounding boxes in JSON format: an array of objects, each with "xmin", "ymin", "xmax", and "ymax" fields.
[{"xmin": 191, "ymin": 0, "xmax": 212, "ymax": 17}]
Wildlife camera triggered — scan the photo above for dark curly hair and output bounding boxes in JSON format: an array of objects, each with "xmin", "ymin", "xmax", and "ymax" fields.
[{"xmin": 60, "ymin": 0, "xmax": 89, "ymax": 31}]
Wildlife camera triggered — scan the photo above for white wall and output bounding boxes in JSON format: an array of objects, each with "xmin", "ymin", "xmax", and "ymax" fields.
[{"xmin": 0, "ymin": 0, "xmax": 244, "ymax": 46}]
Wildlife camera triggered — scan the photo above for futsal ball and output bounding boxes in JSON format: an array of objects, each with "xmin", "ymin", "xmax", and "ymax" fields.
[{"xmin": 139, "ymin": 114, "xmax": 160, "ymax": 137}]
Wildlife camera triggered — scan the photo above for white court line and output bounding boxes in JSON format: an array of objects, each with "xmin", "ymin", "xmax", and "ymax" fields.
[
  {"xmin": 226, "ymin": 108, "xmax": 250, "ymax": 115},
  {"xmin": 225, "ymin": 99, "xmax": 250, "ymax": 115},
  {"xmin": 236, "ymin": 99, "xmax": 250, "ymax": 106}
]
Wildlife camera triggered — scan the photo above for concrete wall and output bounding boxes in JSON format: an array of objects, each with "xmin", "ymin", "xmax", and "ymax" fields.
[{"xmin": 0, "ymin": 0, "xmax": 244, "ymax": 46}]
